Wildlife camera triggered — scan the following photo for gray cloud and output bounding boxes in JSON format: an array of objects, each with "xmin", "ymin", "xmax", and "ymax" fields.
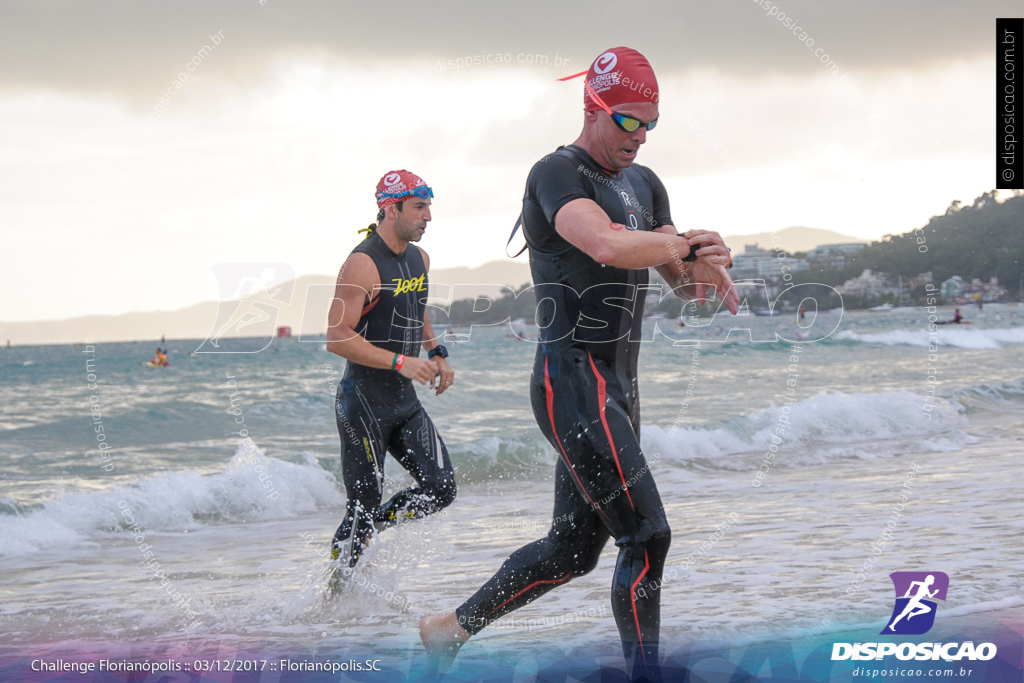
[{"xmin": 1, "ymin": 0, "xmax": 1017, "ymax": 100}]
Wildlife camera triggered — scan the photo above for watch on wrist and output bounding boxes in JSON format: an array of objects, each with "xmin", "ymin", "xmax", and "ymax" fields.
[
  {"xmin": 677, "ymin": 234, "xmax": 732, "ymax": 268},
  {"xmin": 428, "ymin": 345, "xmax": 449, "ymax": 360},
  {"xmin": 676, "ymin": 233, "xmax": 703, "ymax": 262},
  {"xmin": 682, "ymin": 242, "xmax": 706, "ymax": 262}
]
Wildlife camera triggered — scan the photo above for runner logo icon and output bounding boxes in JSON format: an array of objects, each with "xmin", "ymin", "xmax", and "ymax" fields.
[{"xmin": 882, "ymin": 571, "xmax": 949, "ymax": 635}]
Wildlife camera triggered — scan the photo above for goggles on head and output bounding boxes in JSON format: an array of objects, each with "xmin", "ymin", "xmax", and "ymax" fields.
[{"xmin": 376, "ymin": 185, "xmax": 434, "ymax": 204}]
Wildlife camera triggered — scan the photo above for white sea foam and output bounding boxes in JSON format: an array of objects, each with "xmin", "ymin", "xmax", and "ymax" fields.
[
  {"xmin": 0, "ymin": 440, "xmax": 342, "ymax": 557},
  {"xmin": 2, "ymin": 327, "xmax": 1022, "ymax": 661},
  {"xmin": 0, "ymin": 385, "xmax": 988, "ymax": 559},
  {"xmin": 643, "ymin": 389, "xmax": 969, "ymax": 469},
  {"xmin": 950, "ymin": 378, "xmax": 1024, "ymax": 413},
  {"xmin": 834, "ymin": 326, "xmax": 1024, "ymax": 349}
]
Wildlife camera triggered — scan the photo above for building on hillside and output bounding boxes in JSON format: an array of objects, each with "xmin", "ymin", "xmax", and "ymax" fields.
[
  {"xmin": 908, "ymin": 272, "xmax": 934, "ymax": 290},
  {"xmin": 839, "ymin": 269, "xmax": 895, "ymax": 298},
  {"xmin": 805, "ymin": 243, "xmax": 867, "ymax": 270},
  {"xmin": 940, "ymin": 276, "xmax": 965, "ymax": 300},
  {"xmin": 963, "ymin": 277, "xmax": 1006, "ymax": 303},
  {"xmin": 940, "ymin": 276, "xmax": 1006, "ymax": 303},
  {"xmin": 730, "ymin": 244, "xmax": 809, "ymax": 281}
]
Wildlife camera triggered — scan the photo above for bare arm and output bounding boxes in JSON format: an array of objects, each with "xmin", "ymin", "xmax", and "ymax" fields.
[
  {"xmin": 555, "ymin": 199, "xmax": 739, "ymax": 314},
  {"xmin": 325, "ymin": 252, "xmax": 437, "ymax": 385},
  {"xmin": 554, "ymin": 198, "xmax": 696, "ymax": 269}
]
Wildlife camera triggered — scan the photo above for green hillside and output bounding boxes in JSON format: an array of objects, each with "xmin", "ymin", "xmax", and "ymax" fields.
[{"xmin": 799, "ymin": 190, "xmax": 1024, "ymax": 301}]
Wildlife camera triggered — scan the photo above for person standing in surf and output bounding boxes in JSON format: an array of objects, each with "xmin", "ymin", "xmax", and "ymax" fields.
[
  {"xmin": 326, "ymin": 170, "xmax": 456, "ymax": 572},
  {"xmin": 419, "ymin": 47, "xmax": 739, "ymax": 681}
]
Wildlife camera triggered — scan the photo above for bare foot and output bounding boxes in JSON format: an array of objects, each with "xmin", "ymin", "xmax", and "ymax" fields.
[{"xmin": 419, "ymin": 613, "xmax": 470, "ymax": 669}]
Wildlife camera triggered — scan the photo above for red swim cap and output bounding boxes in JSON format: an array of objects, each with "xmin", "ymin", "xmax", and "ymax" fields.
[
  {"xmin": 583, "ymin": 47, "xmax": 659, "ymax": 112},
  {"xmin": 375, "ymin": 170, "xmax": 433, "ymax": 209}
]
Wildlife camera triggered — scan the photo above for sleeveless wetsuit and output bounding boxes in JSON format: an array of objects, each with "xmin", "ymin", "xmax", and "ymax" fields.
[
  {"xmin": 332, "ymin": 231, "xmax": 455, "ymax": 566},
  {"xmin": 454, "ymin": 145, "xmax": 673, "ymax": 675}
]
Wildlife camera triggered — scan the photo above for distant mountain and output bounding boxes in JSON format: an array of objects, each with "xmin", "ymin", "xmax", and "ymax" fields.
[
  {"xmin": 722, "ymin": 226, "xmax": 867, "ymax": 252},
  {"xmin": 1, "ymin": 300, "xmax": 225, "ymax": 347},
  {"xmin": 21, "ymin": 202, "xmax": 1019, "ymax": 347},
  {"xmin": 0, "ymin": 274, "xmax": 332, "ymax": 346},
  {"xmin": 426, "ymin": 260, "xmax": 532, "ymax": 301},
  {"xmin": 0, "ymin": 262, "xmax": 533, "ymax": 346}
]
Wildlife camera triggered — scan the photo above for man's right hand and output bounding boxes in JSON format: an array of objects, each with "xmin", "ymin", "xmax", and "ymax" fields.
[{"xmin": 399, "ymin": 356, "xmax": 440, "ymax": 385}]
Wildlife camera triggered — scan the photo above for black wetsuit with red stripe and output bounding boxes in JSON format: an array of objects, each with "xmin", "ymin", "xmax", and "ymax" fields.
[
  {"xmin": 455, "ymin": 145, "xmax": 673, "ymax": 676},
  {"xmin": 331, "ymin": 231, "xmax": 455, "ymax": 566}
]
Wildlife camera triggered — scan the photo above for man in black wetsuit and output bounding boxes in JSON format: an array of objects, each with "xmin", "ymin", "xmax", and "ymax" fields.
[
  {"xmin": 326, "ymin": 170, "xmax": 455, "ymax": 570},
  {"xmin": 420, "ymin": 47, "xmax": 739, "ymax": 680}
]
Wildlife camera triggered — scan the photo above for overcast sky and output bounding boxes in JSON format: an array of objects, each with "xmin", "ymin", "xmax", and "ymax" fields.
[{"xmin": 0, "ymin": 0, "xmax": 1016, "ymax": 321}]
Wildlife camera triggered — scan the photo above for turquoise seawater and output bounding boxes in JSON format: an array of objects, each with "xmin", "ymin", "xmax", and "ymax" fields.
[{"xmin": 1, "ymin": 305, "xmax": 1022, "ymax": 679}]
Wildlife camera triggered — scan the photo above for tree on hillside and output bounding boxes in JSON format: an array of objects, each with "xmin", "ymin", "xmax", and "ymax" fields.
[{"xmin": 809, "ymin": 190, "xmax": 1023, "ymax": 301}]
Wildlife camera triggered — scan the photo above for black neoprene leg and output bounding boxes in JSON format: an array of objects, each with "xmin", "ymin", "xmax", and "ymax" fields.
[
  {"xmin": 374, "ymin": 407, "xmax": 457, "ymax": 528},
  {"xmin": 332, "ymin": 382, "xmax": 386, "ymax": 566},
  {"xmin": 454, "ymin": 348, "xmax": 670, "ymax": 681},
  {"xmin": 454, "ymin": 456, "xmax": 611, "ymax": 634}
]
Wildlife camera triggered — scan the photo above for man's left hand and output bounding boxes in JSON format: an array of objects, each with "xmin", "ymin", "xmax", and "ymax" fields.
[
  {"xmin": 688, "ymin": 261, "xmax": 740, "ymax": 314},
  {"xmin": 685, "ymin": 229, "xmax": 740, "ymax": 314},
  {"xmin": 432, "ymin": 357, "xmax": 455, "ymax": 396}
]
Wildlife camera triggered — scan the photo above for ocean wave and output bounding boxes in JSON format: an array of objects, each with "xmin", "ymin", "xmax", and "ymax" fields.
[
  {"xmin": 0, "ymin": 440, "xmax": 343, "ymax": 557},
  {"xmin": 453, "ymin": 389, "xmax": 973, "ymax": 476},
  {"xmin": 0, "ymin": 386, "xmax": 985, "ymax": 557},
  {"xmin": 833, "ymin": 327, "xmax": 1024, "ymax": 349},
  {"xmin": 447, "ymin": 433, "xmax": 554, "ymax": 483},
  {"xmin": 642, "ymin": 389, "xmax": 970, "ymax": 470},
  {"xmin": 950, "ymin": 378, "xmax": 1024, "ymax": 413}
]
